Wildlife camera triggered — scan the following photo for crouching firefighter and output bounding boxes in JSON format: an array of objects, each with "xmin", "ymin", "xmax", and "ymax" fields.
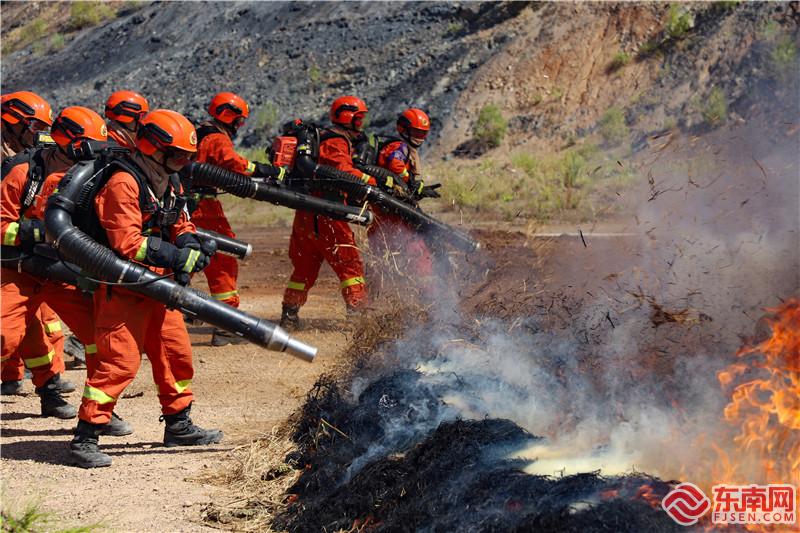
[
  {"xmin": 66, "ymin": 109, "xmax": 223, "ymax": 468},
  {"xmin": 356, "ymin": 108, "xmax": 441, "ymax": 301},
  {"xmin": 0, "ymin": 106, "xmax": 110, "ymax": 417},
  {"xmin": 192, "ymin": 92, "xmax": 277, "ymax": 346},
  {"xmin": 280, "ymin": 96, "xmax": 375, "ymax": 330}
]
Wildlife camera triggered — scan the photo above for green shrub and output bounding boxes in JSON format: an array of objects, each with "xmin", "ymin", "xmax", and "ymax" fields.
[
  {"xmin": 598, "ymin": 107, "xmax": 629, "ymax": 146},
  {"xmin": 253, "ymin": 102, "xmax": 279, "ymax": 134},
  {"xmin": 510, "ymin": 152, "xmax": 538, "ymax": 177},
  {"xmin": 637, "ymin": 40, "xmax": 659, "ymax": 57},
  {"xmin": 666, "ymin": 4, "xmax": 693, "ymax": 40},
  {"xmin": 770, "ymin": 36, "xmax": 797, "ymax": 81},
  {"xmin": 701, "ymin": 87, "xmax": 727, "ymax": 127},
  {"xmin": 70, "ymin": 1, "xmax": 116, "ymax": 30},
  {"xmin": 447, "ymin": 21, "xmax": 463, "ymax": 35},
  {"xmin": 49, "ymin": 33, "xmax": 66, "ymax": 51},
  {"xmin": 309, "ymin": 64, "xmax": 321, "ymax": 85},
  {"xmin": 473, "ymin": 104, "xmax": 507, "ymax": 148},
  {"xmin": 608, "ymin": 51, "xmax": 631, "ymax": 72}
]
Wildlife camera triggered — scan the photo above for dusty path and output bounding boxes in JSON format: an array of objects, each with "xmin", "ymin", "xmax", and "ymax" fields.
[{"xmin": 0, "ymin": 228, "xmax": 352, "ymax": 532}]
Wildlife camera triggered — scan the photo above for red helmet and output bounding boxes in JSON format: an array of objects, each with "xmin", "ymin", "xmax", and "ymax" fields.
[
  {"xmin": 397, "ymin": 108, "xmax": 430, "ymax": 147},
  {"xmin": 1, "ymin": 91, "xmax": 53, "ymax": 130},
  {"xmin": 330, "ymin": 96, "xmax": 368, "ymax": 130},
  {"xmin": 136, "ymin": 109, "xmax": 197, "ymax": 170},
  {"xmin": 105, "ymin": 90, "xmax": 149, "ymax": 124},
  {"xmin": 208, "ymin": 92, "xmax": 249, "ymax": 128},
  {"xmin": 50, "ymin": 106, "xmax": 108, "ymax": 148}
]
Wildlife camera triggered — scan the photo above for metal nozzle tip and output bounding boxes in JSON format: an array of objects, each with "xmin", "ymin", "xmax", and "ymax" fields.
[
  {"xmin": 285, "ymin": 336, "xmax": 317, "ymax": 362},
  {"xmin": 244, "ymin": 244, "xmax": 253, "ymax": 258}
]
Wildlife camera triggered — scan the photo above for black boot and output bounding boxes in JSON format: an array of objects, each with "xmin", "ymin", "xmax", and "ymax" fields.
[
  {"xmin": 211, "ymin": 328, "xmax": 247, "ymax": 347},
  {"xmin": 101, "ymin": 411, "xmax": 134, "ymax": 436},
  {"xmin": 70, "ymin": 419, "xmax": 111, "ymax": 468},
  {"xmin": 280, "ymin": 304, "xmax": 301, "ymax": 331},
  {"xmin": 36, "ymin": 376, "xmax": 77, "ymax": 419},
  {"xmin": 161, "ymin": 404, "xmax": 223, "ymax": 447},
  {"xmin": 51, "ymin": 373, "xmax": 76, "ymax": 394},
  {"xmin": 64, "ymin": 335, "xmax": 86, "ymax": 369},
  {"xmin": 0, "ymin": 380, "xmax": 24, "ymax": 395}
]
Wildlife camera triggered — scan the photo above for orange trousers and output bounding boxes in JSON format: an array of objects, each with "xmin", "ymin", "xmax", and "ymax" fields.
[
  {"xmin": 191, "ymin": 197, "xmax": 239, "ymax": 308},
  {"xmin": 1, "ymin": 269, "xmax": 94, "ymax": 387},
  {"xmin": 1, "ymin": 305, "xmax": 65, "ymax": 383},
  {"xmin": 283, "ymin": 210, "xmax": 367, "ymax": 309},
  {"xmin": 79, "ymin": 285, "xmax": 194, "ymax": 425}
]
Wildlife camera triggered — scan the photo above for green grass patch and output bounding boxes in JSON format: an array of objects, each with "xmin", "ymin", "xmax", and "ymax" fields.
[
  {"xmin": 2, "ymin": 16, "xmax": 49, "ymax": 54},
  {"xmin": 598, "ymin": 107, "xmax": 629, "ymax": 147},
  {"xmin": 220, "ymin": 194, "xmax": 295, "ymax": 228},
  {"xmin": 69, "ymin": 1, "xmax": 117, "ymax": 31},
  {"xmin": 473, "ymin": 104, "xmax": 507, "ymax": 149},
  {"xmin": 666, "ymin": 4, "xmax": 693, "ymax": 40},
  {"xmin": 608, "ymin": 51, "xmax": 631, "ymax": 72},
  {"xmin": 1, "ymin": 502, "xmax": 100, "ymax": 533},
  {"xmin": 700, "ymin": 87, "xmax": 728, "ymax": 127},
  {"xmin": 433, "ymin": 142, "xmax": 635, "ymax": 222},
  {"xmin": 770, "ymin": 35, "xmax": 797, "ymax": 82}
]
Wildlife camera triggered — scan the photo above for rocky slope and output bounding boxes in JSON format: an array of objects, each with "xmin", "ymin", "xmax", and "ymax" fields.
[{"xmin": 3, "ymin": 2, "xmax": 797, "ymax": 156}]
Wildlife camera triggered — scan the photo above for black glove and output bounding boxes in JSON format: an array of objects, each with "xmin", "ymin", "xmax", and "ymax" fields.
[
  {"xmin": 18, "ymin": 219, "xmax": 46, "ymax": 251},
  {"xmin": 414, "ymin": 182, "xmax": 442, "ymax": 199},
  {"xmin": 252, "ymin": 162, "xmax": 286, "ymax": 181},
  {"xmin": 175, "ymin": 232, "xmax": 216, "ymax": 272}
]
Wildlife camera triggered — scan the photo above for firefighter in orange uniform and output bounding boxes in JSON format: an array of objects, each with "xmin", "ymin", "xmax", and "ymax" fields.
[
  {"xmin": 369, "ymin": 108, "xmax": 440, "ymax": 298},
  {"xmin": 192, "ymin": 92, "xmax": 275, "ymax": 345},
  {"xmin": 1, "ymin": 91, "xmax": 74, "ymax": 399},
  {"xmin": 104, "ymin": 90, "xmax": 149, "ymax": 150},
  {"xmin": 1, "ymin": 106, "xmax": 109, "ymax": 418},
  {"xmin": 70, "ymin": 109, "xmax": 222, "ymax": 468},
  {"xmin": 280, "ymin": 96, "xmax": 375, "ymax": 330}
]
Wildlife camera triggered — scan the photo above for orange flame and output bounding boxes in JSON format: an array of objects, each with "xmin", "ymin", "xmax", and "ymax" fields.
[{"xmin": 714, "ymin": 299, "xmax": 799, "ymax": 530}]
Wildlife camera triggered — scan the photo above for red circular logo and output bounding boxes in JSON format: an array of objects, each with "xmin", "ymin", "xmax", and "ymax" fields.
[{"xmin": 661, "ymin": 482, "xmax": 711, "ymax": 526}]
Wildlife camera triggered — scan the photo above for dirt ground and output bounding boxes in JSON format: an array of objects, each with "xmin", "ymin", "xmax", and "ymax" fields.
[{"xmin": 0, "ymin": 227, "xmax": 357, "ymax": 532}]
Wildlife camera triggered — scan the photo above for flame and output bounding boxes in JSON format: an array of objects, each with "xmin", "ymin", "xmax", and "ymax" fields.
[{"xmin": 713, "ymin": 299, "xmax": 800, "ymax": 529}]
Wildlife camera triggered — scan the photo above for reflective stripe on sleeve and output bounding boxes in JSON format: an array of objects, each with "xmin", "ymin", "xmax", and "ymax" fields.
[
  {"xmin": 286, "ymin": 281, "xmax": 306, "ymax": 291},
  {"xmin": 135, "ymin": 238, "xmax": 149, "ymax": 261},
  {"xmin": 3, "ymin": 222, "xmax": 20, "ymax": 246},
  {"xmin": 246, "ymin": 161, "xmax": 256, "ymax": 174},
  {"xmin": 340, "ymin": 276, "xmax": 365, "ymax": 289},
  {"xmin": 85, "ymin": 344, "xmax": 98, "ymax": 355}
]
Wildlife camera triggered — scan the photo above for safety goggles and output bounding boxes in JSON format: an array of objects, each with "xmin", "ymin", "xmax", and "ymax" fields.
[
  {"xmin": 232, "ymin": 116, "xmax": 247, "ymax": 129},
  {"xmin": 164, "ymin": 148, "xmax": 196, "ymax": 171},
  {"xmin": 352, "ymin": 112, "xmax": 367, "ymax": 131}
]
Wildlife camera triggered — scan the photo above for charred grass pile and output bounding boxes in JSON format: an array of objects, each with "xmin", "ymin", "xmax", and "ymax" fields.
[{"xmin": 204, "ymin": 229, "xmax": 731, "ymax": 531}]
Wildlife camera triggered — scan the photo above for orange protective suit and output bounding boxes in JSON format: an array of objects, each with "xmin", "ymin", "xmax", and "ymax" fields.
[
  {"xmin": 192, "ymin": 122, "xmax": 253, "ymax": 308},
  {"xmin": 283, "ymin": 128, "xmax": 369, "ymax": 309},
  {"xmin": 78, "ymin": 168, "xmax": 197, "ymax": 425},
  {"xmin": 368, "ymin": 140, "xmax": 434, "ymax": 292},
  {"xmin": 0, "ymin": 159, "xmax": 92, "ymax": 387}
]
